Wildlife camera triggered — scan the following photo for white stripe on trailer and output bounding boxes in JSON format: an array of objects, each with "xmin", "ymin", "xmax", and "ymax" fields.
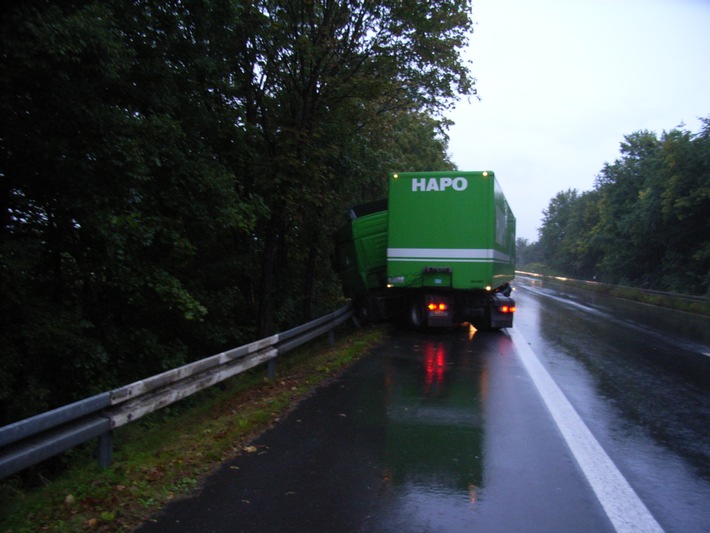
[
  {"xmin": 387, "ymin": 248, "xmax": 510, "ymax": 262},
  {"xmin": 389, "ymin": 258, "xmax": 497, "ymax": 263}
]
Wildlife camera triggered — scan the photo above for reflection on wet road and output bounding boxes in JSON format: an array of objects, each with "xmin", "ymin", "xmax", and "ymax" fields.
[
  {"xmin": 139, "ymin": 325, "xmax": 611, "ymax": 532},
  {"xmin": 514, "ymin": 278, "xmax": 710, "ymax": 533},
  {"xmin": 138, "ymin": 280, "xmax": 710, "ymax": 532},
  {"xmin": 362, "ymin": 330, "xmax": 612, "ymax": 532},
  {"xmin": 361, "ymin": 329, "xmax": 487, "ymax": 531}
]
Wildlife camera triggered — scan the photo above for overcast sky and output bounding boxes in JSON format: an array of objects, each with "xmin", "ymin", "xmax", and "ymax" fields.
[{"xmin": 446, "ymin": 0, "xmax": 710, "ymax": 242}]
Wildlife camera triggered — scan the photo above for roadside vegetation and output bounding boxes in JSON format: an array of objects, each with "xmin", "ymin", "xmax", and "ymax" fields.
[
  {"xmin": 1, "ymin": 1, "xmax": 473, "ymax": 426},
  {"xmin": 517, "ymin": 119, "xmax": 710, "ymax": 299},
  {"xmin": 516, "ymin": 271, "xmax": 710, "ymax": 317},
  {"xmin": 0, "ymin": 325, "xmax": 388, "ymax": 532},
  {"xmin": 0, "ymin": 2, "xmax": 466, "ymax": 527}
]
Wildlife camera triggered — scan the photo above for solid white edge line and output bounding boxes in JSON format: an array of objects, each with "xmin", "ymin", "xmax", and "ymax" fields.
[{"xmin": 508, "ymin": 327, "xmax": 665, "ymax": 533}]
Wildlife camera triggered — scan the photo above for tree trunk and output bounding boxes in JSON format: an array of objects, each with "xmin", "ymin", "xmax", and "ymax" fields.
[
  {"xmin": 302, "ymin": 227, "xmax": 321, "ymax": 322},
  {"xmin": 257, "ymin": 213, "xmax": 281, "ymax": 337}
]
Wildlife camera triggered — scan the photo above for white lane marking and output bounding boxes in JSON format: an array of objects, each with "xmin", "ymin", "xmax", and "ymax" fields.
[{"xmin": 508, "ymin": 327, "xmax": 665, "ymax": 533}]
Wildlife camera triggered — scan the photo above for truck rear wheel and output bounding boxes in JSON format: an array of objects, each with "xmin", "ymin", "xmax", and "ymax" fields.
[{"xmin": 409, "ymin": 300, "xmax": 425, "ymax": 329}]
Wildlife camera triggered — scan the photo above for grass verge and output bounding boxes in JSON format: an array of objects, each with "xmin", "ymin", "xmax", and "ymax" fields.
[
  {"xmin": 0, "ymin": 324, "xmax": 388, "ymax": 532},
  {"xmin": 517, "ymin": 271, "xmax": 709, "ymax": 316}
]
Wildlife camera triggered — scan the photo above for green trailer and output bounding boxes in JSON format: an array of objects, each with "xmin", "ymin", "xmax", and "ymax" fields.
[
  {"xmin": 333, "ymin": 199, "xmax": 390, "ymax": 322},
  {"xmin": 334, "ymin": 171, "xmax": 516, "ymax": 329}
]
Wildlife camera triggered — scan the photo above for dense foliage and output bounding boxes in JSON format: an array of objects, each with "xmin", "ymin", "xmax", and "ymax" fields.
[
  {"xmin": 528, "ymin": 119, "xmax": 710, "ymax": 295},
  {"xmin": 0, "ymin": 0, "xmax": 473, "ymax": 423}
]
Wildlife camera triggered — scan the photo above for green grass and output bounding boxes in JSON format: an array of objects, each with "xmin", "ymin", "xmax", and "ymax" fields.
[
  {"xmin": 0, "ymin": 324, "xmax": 388, "ymax": 532},
  {"xmin": 517, "ymin": 271, "xmax": 709, "ymax": 317},
  {"xmin": 607, "ymin": 286, "xmax": 710, "ymax": 316}
]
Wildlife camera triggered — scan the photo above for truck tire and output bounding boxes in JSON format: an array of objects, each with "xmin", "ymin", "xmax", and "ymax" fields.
[{"xmin": 409, "ymin": 300, "xmax": 425, "ymax": 329}]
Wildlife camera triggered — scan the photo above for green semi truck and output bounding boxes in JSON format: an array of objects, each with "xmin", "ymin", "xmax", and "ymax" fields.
[{"xmin": 334, "ymin": 171, "xmax": 516, "ymax": 329}]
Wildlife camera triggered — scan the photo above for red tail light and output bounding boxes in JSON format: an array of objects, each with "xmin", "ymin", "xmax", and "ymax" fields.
[
  {"xmin": 428, "ymin": 302, "xmax": 447, "ymax": 312},
  {"xmin": 500, "ymin": 305, "xmax": 516, "ymax": 313}
]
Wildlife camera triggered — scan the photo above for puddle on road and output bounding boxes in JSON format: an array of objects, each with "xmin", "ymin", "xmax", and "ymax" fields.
[{"xmin": 351, "ymin": 327, "xmax": 492, "ymax": 530}]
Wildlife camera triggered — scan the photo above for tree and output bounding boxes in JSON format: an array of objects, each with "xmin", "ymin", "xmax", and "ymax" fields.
[
  {"xmin": 593, "ymin": 130, "xmax": 663, "ymax": 284},
  {"xmin": 0, "ymin": 0, "xmax": 474, "ymax": 424},
  {"xmin": 0, "ymin": 0, "xmax": 262, "ymax": 421},
  {"xmin": 235, "ymin": 0, "xmax": 476, "ymax": 334},
  {"xmin": 538, "ymin": 189, "xmax": 579, "ymax": 274},
  {"xmin": 515, "ymin": 238, "xmax": 543, "ymax": 270},
  {"xmin": 535, "ymin": 120, "xmax": 710, "ymax": 294},
  {"xmin": 656, "ymin": 121, "xmax": 710, "ymax": 292}
]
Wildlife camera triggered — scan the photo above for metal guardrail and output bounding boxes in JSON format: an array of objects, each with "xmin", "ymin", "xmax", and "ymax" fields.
[
  {"xmin": 0, "ymin": 304, "xmax": 354, "ymax": 479},
  {"xmin": 515, "ymin": 271, "xmax": 708, "ymax": 304}
]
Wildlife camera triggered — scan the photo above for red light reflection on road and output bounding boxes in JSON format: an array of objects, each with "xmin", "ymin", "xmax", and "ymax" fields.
[{"xmin": 424, "ymin": 342, "xmax": 447, "ymax": 395}]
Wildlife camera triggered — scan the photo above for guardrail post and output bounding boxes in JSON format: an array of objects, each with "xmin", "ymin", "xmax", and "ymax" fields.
[
  {"xmin": 328, "ymin": 330, "xmax": 335, "ymax": 346},
  {"xmin": 268, "ymin": 359, "xmax": 276, "ymax": 380},
  {"xmin": 98, "ymin": 430, "xmax": 113, "ymax": 468}
]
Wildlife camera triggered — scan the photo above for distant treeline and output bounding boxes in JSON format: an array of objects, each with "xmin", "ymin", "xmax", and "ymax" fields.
[
  {"xmin": 0, "ymin": 0, "xmax": 474, "ymax": 424},
  {"xmin": 518, "ymin": 119, "xmax": 710, "ymax": 296}
]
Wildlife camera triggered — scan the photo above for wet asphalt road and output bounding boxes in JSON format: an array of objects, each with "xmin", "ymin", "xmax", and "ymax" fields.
[
  {"xmin": 138, "ymin": 279, "xmax": 710, "ymax": 532},
  {"xmin": 514, "ymin": 278, "xmax": 710, "ymax": 532}
]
